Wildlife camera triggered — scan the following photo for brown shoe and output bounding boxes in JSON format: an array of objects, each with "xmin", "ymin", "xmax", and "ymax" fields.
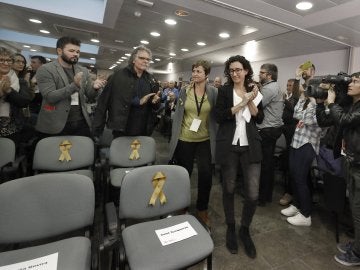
[
  {"xmin": 279, "ymin": 193, "xmax": 292, "ymax": 206},
  {"xmin": 197, "ymin": 210, "xmax": 211, "ymax": 229}
]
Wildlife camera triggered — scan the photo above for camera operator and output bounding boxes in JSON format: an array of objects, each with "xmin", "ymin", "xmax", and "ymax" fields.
[{"xmin": 324, "ymin": 72, "xmax": 360, "ymax": 266}]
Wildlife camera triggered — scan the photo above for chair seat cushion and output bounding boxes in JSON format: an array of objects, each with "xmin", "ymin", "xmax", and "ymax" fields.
[
  {"xmin": 110, "ymin": 168, "xmax": 132, "ymax": 187},
  {"xmin": 41, "ymin": 170, "xmax": 94, "ymax": 181},
  {"xmin": 0, "ymin": 236, "xmax": 91, "ymax": 270},
  {"xmin": 122, "ymin": 215, "xmax": 213, "ymax": 270}
]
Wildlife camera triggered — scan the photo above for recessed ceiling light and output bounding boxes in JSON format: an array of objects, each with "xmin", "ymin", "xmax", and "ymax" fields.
[
  {"xmin": 296, "ymin": 1, "xmax": 313, "ymax": 10},
  {"xmin": 30, "ymin": 49, "xmax": 37, "ymax": 52},
  {"xmin": 91, "ymin": 39, "xmax": 100, "ymax": 43},
  {"xmin": 219, "ymin": 32, "xmax": 230, "ymax": 38},
  {"xmin": 150, "ymin": 60, "xmax": 154, "ymax": 63},
  {"xmin": 90, "ymin": 65, "xmax": 94, "ymax": 68},
  {"xmin": 134, "ymin": 11, "xmax": 142, "ymax": 17},
  {"xmin": 121, "ymin": 56, "xmax": 127, "ymax": 59},
  {"xmin": 181, "ymin": 48, "xmax": 189, "ymax": 52},
  {"xmin": 125, "ymin": 53, "xmax": 131, "ymax": 56},
  {"xmin": 23, "ymin": 45, "xmax": 31, "ymax": 48},
  {"xmin": 29, "ymin": 18, "xmax": 42, "ymax": 24},
  {"xmin": 197, "ymin": 42, "xmax": 206, "ymax": 46},
  {"xmin": 114, "ymin": 40, "xmax": 124, "ymax": 43},
  {"xmin": 140, "ymin": 40, "xmax": 149, "ymax": 44},
  {"xmin": 90, "ymin": 57, "xmax": 95, "ymax": 60},
  {"xmin": 150, "ymin": 32, "xmax": 160, "ymax": 37},
  {"xmin": 116, "ymin": 61, "xmax": 121, "ymax": 64},
  {"xmin": 155, "ymin": 58, "xmax": 161, "ymax": 61},
  {"xmin": 40, "ymin": 30, "xmax": 50, "ymax": 34},
  {"xmin": 165, "ymin": 19, "xmax": 177, "ymax": 25},
  {"xmin": 133, "ymin": 46, "xmax": 138, "ymax": 49},
  {"xmin": 169, "ymin": 53, "xmax": 176, "ymax": 56}
]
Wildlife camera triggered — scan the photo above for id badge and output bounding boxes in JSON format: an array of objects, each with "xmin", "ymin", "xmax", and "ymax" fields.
[
  {"xmin": 71, "ymin": 92, "xmax": 79, "ymax": 105},
  {"xmin": 189, "ymin": 118, "xmax": 202, "ymax": 132}
]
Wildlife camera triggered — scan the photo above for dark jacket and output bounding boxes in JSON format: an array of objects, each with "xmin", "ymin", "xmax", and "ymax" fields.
[
  {"xmin": 214, "ymin": 84, "xmax": 264, "ymax": 164},
  {"xmin": 93, "ymin": 65, "xmax": 159, "ymax": 137},
  {"xmin": 329, "ymin": 101, "xmax": 360, "ymax": 163}
]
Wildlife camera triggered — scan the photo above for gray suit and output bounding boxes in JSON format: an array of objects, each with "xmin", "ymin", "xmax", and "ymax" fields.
[{"xmin": 35, "ymin": 60, "xmax": 98, "ymax": 134}]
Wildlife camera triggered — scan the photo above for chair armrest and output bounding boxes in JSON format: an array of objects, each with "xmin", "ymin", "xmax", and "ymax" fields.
[{"xmin": 105, "ymin": 202, "xmax": 118, "ymax": 236}]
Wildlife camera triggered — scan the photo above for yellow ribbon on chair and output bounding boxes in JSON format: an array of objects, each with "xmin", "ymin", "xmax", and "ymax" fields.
[
  {"xmin": 149, "ymin": 171, "xmax": 167, "ymax": 206},
  {"xmin": 129, "ymin": 139, "xmax": 141, "ymax": 160},
  {"xmin": 59, "ymin": 140, "xmax": 72, "ymax": 162}
]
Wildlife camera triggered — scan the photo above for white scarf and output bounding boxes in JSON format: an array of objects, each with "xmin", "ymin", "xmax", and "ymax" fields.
[{"xmin": 0, "ymin": 69, "xmax": 20, "ymax": 117}]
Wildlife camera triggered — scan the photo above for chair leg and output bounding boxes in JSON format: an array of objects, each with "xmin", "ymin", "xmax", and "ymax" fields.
[{"xmin": 207, "ymin": 253, "xmax": 212, "ymax": 270}]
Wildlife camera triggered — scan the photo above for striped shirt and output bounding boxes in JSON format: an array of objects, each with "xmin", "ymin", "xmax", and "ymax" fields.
[{"xmin": 291, "ymin": 98, "xmax": 322, "ymax": 154}]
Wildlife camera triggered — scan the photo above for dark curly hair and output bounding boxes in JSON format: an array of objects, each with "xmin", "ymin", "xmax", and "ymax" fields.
[{"xmin": 224, "ymin": 55, "xmax": 254, "ymax": 92}]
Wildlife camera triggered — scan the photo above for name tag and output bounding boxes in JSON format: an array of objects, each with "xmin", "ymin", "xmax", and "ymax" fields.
[
  {"xmin": 189, "ymin": 118, "xmax": 202, "ymax": 132},
  {"xmin": 71, "ymin": 92, "xmax": 79, "ymax": 105}
]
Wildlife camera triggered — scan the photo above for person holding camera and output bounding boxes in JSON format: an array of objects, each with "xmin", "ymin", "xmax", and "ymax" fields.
[{"xmin": 325, "ymin": 72, "xmax": 360, "ymax": 266}]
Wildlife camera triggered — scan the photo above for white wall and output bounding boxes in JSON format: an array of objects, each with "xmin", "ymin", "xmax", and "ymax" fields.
[{"xmin": 160, "ymin": 49, "xmax": 350, "ymax": 91}]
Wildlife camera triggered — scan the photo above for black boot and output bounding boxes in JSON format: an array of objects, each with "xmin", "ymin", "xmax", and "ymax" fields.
[
  {"xmin": 226, "ymin": 224, "xmax": 238, "ymax": 254},
  {"xmin": 239, "ymin": 226, "xmax": 256, "ymax": 259}
]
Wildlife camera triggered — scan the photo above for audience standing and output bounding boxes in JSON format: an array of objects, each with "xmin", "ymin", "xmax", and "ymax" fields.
[
  {"xmin": 0, "ymin": 47, "xmax": 32, "ymax": 145},
  {"xmin": 215, "ymin": 55, "xmax": 263, "ymax": 258},
  {"xmin": 93, "ymin": 45, "xmax": 160, "ymax": 138},
  {"xmin": 168, "ymin": 60, "xmax": 217, "ymax": 229},
  {"xmin": 36, "ymin": 36, "xmax": 106, "ymax": 137},
  {"xmin": 257, "ymin": 63, "xmax": 284, "ymax": 206}
]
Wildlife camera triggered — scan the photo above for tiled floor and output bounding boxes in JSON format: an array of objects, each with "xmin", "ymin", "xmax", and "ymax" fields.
[{"xmin": 154, "ymin": 131, "xmax": 352, "ymax": 270}]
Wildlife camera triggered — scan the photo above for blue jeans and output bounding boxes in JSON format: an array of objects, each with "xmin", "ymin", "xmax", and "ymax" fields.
[{"xmin": 289, "ymin": 143, "xmax": 316, "ymax": 217}]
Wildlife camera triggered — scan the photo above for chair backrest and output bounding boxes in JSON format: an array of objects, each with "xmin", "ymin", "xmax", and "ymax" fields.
[
  {"xmin": 0, "ymin": 138, "xmax": 15, "ymax": 168},
  {"xmin": 119, "ymin": 165, "xmax": 190, "ymax": 219},
  {"xmin": 33, "ymin": 136, "xmax": 94, "ymax": 172},
  {"xmin": 109, "ymin": 136, "xmax": 156, "ymax": 168},
  {"xmin": 0, "ymin": 173, "xmax": 94, "ymax": 244}
]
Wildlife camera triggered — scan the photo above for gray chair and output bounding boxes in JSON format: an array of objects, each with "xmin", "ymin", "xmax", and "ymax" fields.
[
  {"xmin": 33, "ymin": 136, "xmax": 95, "ymax": 180},
  {"xmin": 108, "ymin": 136, "xmax": 156, "ymax": 189},
  {"xmin": 0, "ymin": 174, "xmax": 96, "ymax": 270},
  {"xmin": 0, "ymin": 137, "xmax": 26, "ymax": 183},
  {"xmin": 107, "ymin": 165, "xmax": 214, "ymax": 270}
]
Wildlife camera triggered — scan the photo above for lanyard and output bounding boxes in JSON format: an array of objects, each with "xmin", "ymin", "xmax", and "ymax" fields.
[{"xmin": 194, "ymin": 88, "xmax": 206, "ymax": 117}]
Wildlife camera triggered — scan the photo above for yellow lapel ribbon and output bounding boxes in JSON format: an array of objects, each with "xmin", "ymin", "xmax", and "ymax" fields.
[
  {"xmin": 59, "ymin": 140, "xmax": 72, "ymax": 162},
  {"xmin": 129, "ymin": 139, "xmax": 141, "ymax": 160},
  {"xmin": 149, "ymin": 171, "xmax": 167, "ymax": 206}
]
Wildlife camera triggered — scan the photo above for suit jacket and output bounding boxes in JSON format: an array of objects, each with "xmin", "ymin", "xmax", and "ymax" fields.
[
  {"xmin": 35, "ymin": 60, "xmax": 98, "ymax": 134},
  {"xmin": 215, "ymin": 84, "xmax": 264, "ymax": 164}
]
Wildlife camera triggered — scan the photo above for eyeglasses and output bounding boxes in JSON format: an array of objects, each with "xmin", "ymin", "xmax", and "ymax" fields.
[
  {"xmin": 229, "ymin": 68, "xmax": 243, "ymax": 74},
  {"xmin": 0, "ymin": 58, "xmax": 14, "ymax": 64},
  {"xmin": 138, "ymin": 56, "xmax": 151, "ymax": 61},
  {"xmin": 14, "ymin": 60, "xmax": 25, "ymax": 64}
]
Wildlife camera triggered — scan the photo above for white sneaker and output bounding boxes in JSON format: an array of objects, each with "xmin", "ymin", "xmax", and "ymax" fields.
[
  {"xmin": 280, "ymin": 205, "xmax": 299, "ymax": 217},
  {"xmin": 287, "ymin": 212, "xmax": 311, "ymax": 226}
]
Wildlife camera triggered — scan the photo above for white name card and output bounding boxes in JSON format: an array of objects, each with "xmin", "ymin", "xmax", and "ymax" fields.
[
  {"xmin": 155, "ymin": 221, "xmax": 197, "ymax": 246},
  {"xmin": 0, "ymin": 253, "xmax": 58, "ymax": 270}
]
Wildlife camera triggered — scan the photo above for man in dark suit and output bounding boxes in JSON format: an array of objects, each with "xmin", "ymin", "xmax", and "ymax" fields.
[{"xmin": 36, "ymin": 36, "xmax": 106, "ymax": 137}]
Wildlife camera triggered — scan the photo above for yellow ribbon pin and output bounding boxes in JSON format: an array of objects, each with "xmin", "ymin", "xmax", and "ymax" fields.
[
  {"xmin": 59, "ymin": 140, "xmax": 72, "ymax": 162},
  {"xmin": 129, "ymin": 139, "xmax": 141, "ymax": 160},
  {"xmin": 149, "ymin": 171, "xmax": 167, "ymax": 206}
]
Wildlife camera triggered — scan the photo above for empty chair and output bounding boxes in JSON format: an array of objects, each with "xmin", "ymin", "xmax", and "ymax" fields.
[
  {"xmin": 33, "ymin": 135, "xmax": 95, "ymax": 180},
  {"xmin": 0, "ymin": 174, "xmax": 96, "ymax": 269},
  {"xmin": 0, "ymin": 137, "xmax": 26, "ymax": 183},
  {"xmin": 108, "ymin": 136, "xmax": 156, "ymax": 188},
  {"xmin": 106, "ymin": 164, "xmax": 214, "ymax": 270}
]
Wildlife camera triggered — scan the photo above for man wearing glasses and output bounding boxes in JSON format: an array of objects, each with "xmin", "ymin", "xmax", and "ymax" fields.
[
  {"xmin": 257, "ymin": 63, "xmax": 284, "ymax": 206},
  {"xmin": 93, "ymin": 45, "xmax": 161, "ymax": 139}
]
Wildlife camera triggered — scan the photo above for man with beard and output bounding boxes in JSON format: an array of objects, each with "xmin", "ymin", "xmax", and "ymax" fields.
[{"xmin": 35, "ymin": 36, "xmax": 106, "ymax": 137}]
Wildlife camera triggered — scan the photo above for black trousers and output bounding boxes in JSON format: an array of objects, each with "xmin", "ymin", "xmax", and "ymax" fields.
[
  {"xmin": 258, "ymin": 126, "xmax": 283, "ymax": 203},
  {"xmin": 174, "ymin": 139, "xmax": 212, "ymax": 211},
  {"xmin": 221, "ymin": 146, "xmax": 260, "ymax": 227}
]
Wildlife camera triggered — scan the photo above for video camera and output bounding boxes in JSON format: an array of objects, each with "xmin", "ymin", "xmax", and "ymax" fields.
[{"xmin": 306, "ymin": 72, "xmax": 352, "ymax": 100}]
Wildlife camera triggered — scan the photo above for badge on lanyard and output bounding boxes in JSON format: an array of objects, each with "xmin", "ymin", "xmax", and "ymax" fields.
[{"xmin": 189, "ymin": 88, "xmax": 205, "ymax": 132}]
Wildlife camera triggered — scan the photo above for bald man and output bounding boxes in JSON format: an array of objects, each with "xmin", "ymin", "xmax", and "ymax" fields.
[{"xmin": 213, "ymin": 76, "xmax": 222, "ymax": 88}]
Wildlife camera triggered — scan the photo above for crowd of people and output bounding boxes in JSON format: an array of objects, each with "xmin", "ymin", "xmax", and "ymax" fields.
[{"xmin": 1, "ymin": 35, "xmax": 360, "ymax": 266}]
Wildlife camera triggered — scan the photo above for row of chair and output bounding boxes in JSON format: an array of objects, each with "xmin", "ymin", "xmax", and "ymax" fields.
[{"xmin": 0, "ymin": 165, "xmax": 214, "ymax": 270}]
